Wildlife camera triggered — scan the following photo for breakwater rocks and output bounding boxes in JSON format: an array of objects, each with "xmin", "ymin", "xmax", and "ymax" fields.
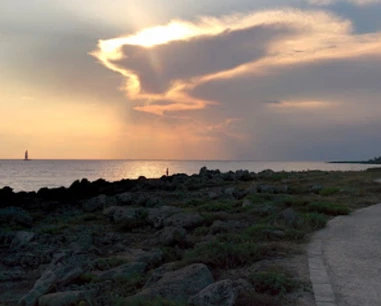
[{"xmin": 0, "ymin": 167, "xmax": 315, "ymax": 306}]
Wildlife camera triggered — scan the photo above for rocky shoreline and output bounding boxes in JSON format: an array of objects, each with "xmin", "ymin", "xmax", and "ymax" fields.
[{"xmin": 3, "ymin": 167, "xmax": 377, "ymax": 306}]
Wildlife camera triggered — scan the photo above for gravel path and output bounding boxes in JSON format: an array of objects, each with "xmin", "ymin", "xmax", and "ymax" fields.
[{"xmin": 309, "ymin": 203, "xmax": 381, "ymax": 306}]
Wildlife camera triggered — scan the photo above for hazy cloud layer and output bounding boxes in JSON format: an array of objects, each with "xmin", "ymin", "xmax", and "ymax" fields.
[
  {"xmin": 2, "ymin": 0, "xmax": 381, "ymax": 159},
  {"xmin": 92, "ymin": 6, "xmax": 381, "ymax": 159}
]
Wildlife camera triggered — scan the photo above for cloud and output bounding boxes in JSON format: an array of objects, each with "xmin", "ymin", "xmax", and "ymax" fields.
[
  {"xmin": 92, "ymin": 7, "xmax": 381, "ymax": 159},
  {"xmin": 92, "ymin": 9, "xmax": 353, "ymax": 114},
  {"xmin": 309, "ymin": 0, "xmax": 381, "ymax": 5}
]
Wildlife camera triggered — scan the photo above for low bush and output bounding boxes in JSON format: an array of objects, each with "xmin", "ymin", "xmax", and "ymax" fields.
[
  {"xmin": 249, "ymin": 271, "xmax": 300, "ymax": 296},
  {"xmin": 319, "ymin": 187, "xmax": 340, "ymax": 196},
  {"xmin": 304, "ymin": 202, "xmax": 349, "ymax": 216}
]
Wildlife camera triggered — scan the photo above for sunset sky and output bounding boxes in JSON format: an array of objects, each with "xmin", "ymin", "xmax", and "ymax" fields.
[{"xmin": 1, "ymin": 0, "xmax": 381, "ymax": 160}]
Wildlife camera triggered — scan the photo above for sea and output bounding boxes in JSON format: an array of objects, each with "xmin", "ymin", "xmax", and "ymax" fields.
[{"xmin": 0, "ymin": 160, "xmax": 379, "ymax": 192}]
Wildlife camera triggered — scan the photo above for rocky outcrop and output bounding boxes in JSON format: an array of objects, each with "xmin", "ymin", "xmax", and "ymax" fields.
[
  {"xmin": 146, "ymin": 206, "xmax": 182, "ymax": 228},
  {"xmin": 18, "ymin": 264, "xmax": 84, "ymax": 306},
  {"xmin": 163, "ymin": 212, "xmax": 204, "ymax": 230},
  {"xmin": 189, "ymin": 279, "xmax": 236, "ymax": 306},
  {"xmin": 10, "ymin": 231, "xmax": 35, "ymax": 249},
  {"xmin": 0, "ymin": 206, "xmax": 33, "ymax": 227},
  {"xmin": 96, "ymin": 262, "xmax": 147, "ymax": 281},
  {"xmin": 145, "ymin": 226, "xmax": 187, "ymax": 247},
  {"xmin": 128, "ymin": 264, "xmax": 214, "ymax": 303},
  {"xmin": 38, "ymin": 290, "xmax": 94, "ymax": 306},
  {"xmin": 209, "ymin": 220, "xmax": 246, "ymax": 235},
  {"xmin": 103, "ymin": 206, "xmax": 147, "ymax": 228}
]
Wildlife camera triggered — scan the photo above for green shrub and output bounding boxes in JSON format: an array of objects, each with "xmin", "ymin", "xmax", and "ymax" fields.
[
  {"xmin": 303, "ymin": 212, "xmax": 328, "ymax": 230},
  {"xmin": 319, "ymin": 187, "xmax": 340, "ymax": 196},
  {"xmin": 304, "ymin": 202, "xmax": 349, "ymax": 216},
  {"xmin": 194, "ymin": 226, "xmax": 209, "ymax": 236},
  {"xmin": 196, "ymin": 200, "xmax": 239, "ymax": 213},
  {"xmin": 183, "ymin": 239, "xmax": 272, "ymax": 268},
  {"xmin": 116, "ymin": 296, "xmax": 189, "ymax": 306},
  {"xmin": 73, "ymin": 273, "xmax": 96, "ymax": 285},
  {"xmin": 93, "ymin": 257, "xmax": 130, "ymax": 271},
  {"xmin": 249, "ymin": 272, "xmax": 300, "ymax": 296}
]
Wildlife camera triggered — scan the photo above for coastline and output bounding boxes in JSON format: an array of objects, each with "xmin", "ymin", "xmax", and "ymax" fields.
[{"xmin": 2, "ymin": 167, "xmax": 381, "ymax": 306}]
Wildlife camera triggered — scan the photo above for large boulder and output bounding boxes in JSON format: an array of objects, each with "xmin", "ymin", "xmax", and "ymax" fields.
[
  {"xmin": 163, "ymin": 212, "xmax": 204, "ymax": 230},
  {"xmin": 189, "ymin": 279, "xmax": 236, "ymax": 306},
  {"xmin": 115, "ymin": 192, "xmax": 133, "ymax": 205},
  {"xmin": 18, "ymin": 264, "xmax": 83, "ymax": 306},
  {"xmin": 118, "ymin": 248, "xmax": 163, "ymax": 267},
  {"xmin": 10, "ymin": 231, "xmax": 35, "ymax": 249},
  {"xmin": 0, "ymin": 268, "xmax": 27, "ymax": 282},
  {"xmin": 0, "ymin": 206, "xmax": 33, "ymax": 227},
  {"xmin": 209, "ymin": 220, "xmax": 246, "ymax": 235},
  {"xmin": 145, "ymin": 226, "xmax": 187, "ymax": 247},
  {"xmin": 96, "ymin": 262, "xmax": 147, "ymax": 281},
  {"xmin": 103, "ymin": 206, "xmax": 147, "ymax": 228},
  {"xmin": 82, "ymin": 194, "xmax": 116, "ymax": 212},
  {"xmin": 129, "ymin": 264, "xmax": 214, "ymax": 303},
  {"xmin": 146, "ymin": 206, "xmax": 182, "ymax": 228},
  {"xmin": 274, "ymin": 208, "xmax": 304, "ymax": 229},
  {"xmin": 38, "ymin": 291, "xmax": 94, "ymax": 306}
]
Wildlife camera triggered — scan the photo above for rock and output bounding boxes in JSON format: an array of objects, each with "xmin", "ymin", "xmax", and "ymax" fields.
[
  {"xmin": 146, "ymin": 206, "xmax": 182, "ymax": 229},
  {"xmin": 0, "ymin": 268, "xmax": 27, "ymax": 281},
  {"xmin": 145, "ymin": 197, "xmax": 162, "ymax": 208},
  {"xmin": 242, "ymin": 199, "xmax": 253, "ymax": 208},
  {"xmin": 275, "ymin": 208, "xmax": 304, "ymax": 229},
  {"xmin": 143, "ymin": 262, "xmax": 177, "ymax": 288},
  {"xmin": 262, "ymin": 229, "xmax": 286, "ymax": 239},
  {"xmin": 0, "ymin": 231, "xmax": 16, "ymax": 246},
  {"xmin": 208, "ymin": 192, "xmax": 219, "ymax": 200},
  {"xmin": 246, "ymin": 185, "xmax": 258, "ymax": 195},
  {"xmin": 257, "ymin": 184, "xmax": 276, "ymax": 193},
  {"xmin": 163, "ymin": 212, "xmax": 204, "ymax": 230},
  {"xmin": 209, "ymin": 220, "xmax": 246, "ymax": 235},
  {"xmin": 38, "ymin": 291, "xmax": 94, "ymax": 306},
  {"xmin": 224, "ymin": 187, "xmax": 237, "ymax": 198},
  {"xmin": 82, "ymin": 194, "xmax": 109, "ymax": 212},
  {"xmin": 258, "ymin": 169, "xmax": 275, "ymax": 178},
  {"xmin": 10, "ymin": 231, "xmax": 35, "ymax": 249},
  {"xmin": 231, "ymin": 279, "xmax": 254, "ymax": 295},
  {"xmin": 118, "ymin": 248, "xmax": 163, "ymax": 267},
  {"xmin": 189, "ymin": 279, "xmax": 236, "ymax": 306},
  {"xmin": 130, "ymin": 264, "xmax": 214, "ymax": 303},
  {"xmin": 103, "ymin": 206, "xmax": 147, "ymax": 228},
  {"xmin": 310, "ymin": 184, "xmax": 323, "ymax": 193},
  {"xmin": 235, "ymin": 170, "xmax": 252, "ymax": 181},
  {"xmin": 115, "ymin": 192, "xmax": 133, "ymax": 205},
  {"xmin": 277, "ymin": 185, "xmax": 289, "ymax": 194},
  {"xmin": 152, "ymin": 226, "xmax": 187, "ymax": 246},
  {"xmin": 0, "ymin": 206, "xmax": 33, "ymax": 227},
  {"xmin": 18, "ymin": 264, "xmax": 84, "ymax": 306},
  {"xmin": 96, "ymin": 262, "xmax": 147, "ymax": 281}
]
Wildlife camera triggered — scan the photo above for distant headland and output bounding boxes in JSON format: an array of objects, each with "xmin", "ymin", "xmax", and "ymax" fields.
[{"xmin": 329, "ymin": 156, "xmax": 381, "ymax": 164}]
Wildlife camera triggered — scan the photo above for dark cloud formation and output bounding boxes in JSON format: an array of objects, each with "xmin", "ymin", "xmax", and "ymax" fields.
[{"xmin": 113, "ymin": 25, "xmax": 295, "ymax": 94}]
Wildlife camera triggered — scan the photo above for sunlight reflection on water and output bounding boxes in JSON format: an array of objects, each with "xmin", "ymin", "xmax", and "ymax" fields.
[{"xmin": 0, "ymin": 159, "xmax": 379, "ymax": 192}]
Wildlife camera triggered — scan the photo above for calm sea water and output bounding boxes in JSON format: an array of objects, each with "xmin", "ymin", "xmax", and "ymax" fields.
[{"xmin": 0, "ymin": 160, "xmax": 379, "ymax": 192}]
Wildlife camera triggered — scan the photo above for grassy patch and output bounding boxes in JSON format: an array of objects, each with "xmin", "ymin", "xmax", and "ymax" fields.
[
  {"xmin": 303, "ymin": 212, "xmax": 328, "ymax": 230},
  {"xmin": 38, "ymin": 223, "xmax": 68, "ymax": 234},
  {"xmin": 236, "ymin": 291, "xmax": 280, "ymax": 306},
  {"xmin": 116, "ymin": 296, "xmax": 189, "ymax": 306},
  {"xmin": 319, "ymin": 187, "xmax": 341, "ymax": 196},
  {"xmin": 93, "ymin": 257, "xmax": 130, "ymax": 271},
  {"xmin": 182, "ymin": 237, "xmax": 282, "ymax": 269},
  {"xmin": 249, "ymin": 271, "xmax": 300, "ymax": 296},
  {"xmin": 303, "ymin": 202, "xmax": 350, "ymax": 216},
  {"xmin": 193, "ymin": 226, "xmax": 209, "ymax": 236}
]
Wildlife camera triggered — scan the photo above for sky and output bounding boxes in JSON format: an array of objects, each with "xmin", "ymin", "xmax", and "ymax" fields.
[{"xmin": 1, "ymin": 0, "xmax": 381, "ymax": 160}]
